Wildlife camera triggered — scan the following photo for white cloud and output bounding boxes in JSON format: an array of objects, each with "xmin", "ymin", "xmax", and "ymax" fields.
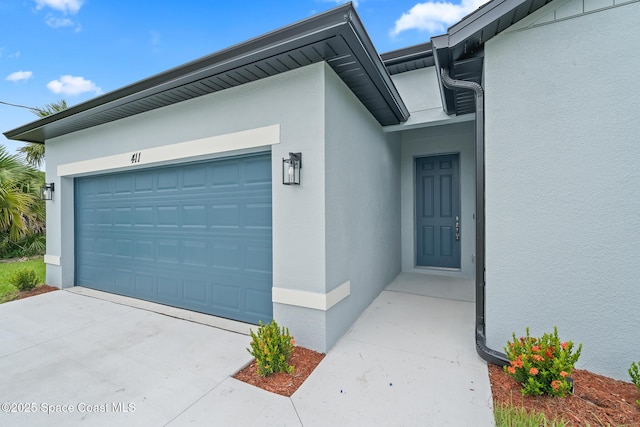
[
  {"xmin": 47, "ymin": 75, "xmax": 102, "ymax": 96},
  {"xmin": 391, "ymin": 0, "xmax": 489, "ymax": 36},
  {"xmin": 46, "ymin": 16, "xmax": 74, "ymax": 28},
  {"xmin": 34, "ymin": 0, "xmax": 83, "ymax": 14},
  {"xmin": 6, "ymin": 71, "xmax": 33, "ymax": 82},
  {"xmin": 9, "ymin": 51, "xmax": 21, "ymax": 58}
]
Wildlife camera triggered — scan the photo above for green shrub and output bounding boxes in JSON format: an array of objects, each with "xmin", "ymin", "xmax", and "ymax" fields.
[
  {"xmin": 629, "ymin": 361, "xmax": 640, "ymax": 406},
  {"xmin": 247, "ymin": 320, "xmax": 295, "ymax": 377},
  {"xmin": 9, "ymin": 268, "xmax": 39, "ymax": 291},
  {"xmin": 504, "ymin": 327, "xmax": 582, "ymax": 397}
]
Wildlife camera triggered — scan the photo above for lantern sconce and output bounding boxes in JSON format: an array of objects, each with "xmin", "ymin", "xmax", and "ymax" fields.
[
  {"xmin": 282, "ymin": 152, "xmax": 302, "ymax": 185},
  {"xmin": 40, "ymin": 183, "xmax": 54, "ymax": 201}
]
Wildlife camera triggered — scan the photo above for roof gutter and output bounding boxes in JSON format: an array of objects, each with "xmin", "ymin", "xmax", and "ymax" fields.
[{"xmin": 440, "ymin": 68, "xmax": 508, "ymax": 366}]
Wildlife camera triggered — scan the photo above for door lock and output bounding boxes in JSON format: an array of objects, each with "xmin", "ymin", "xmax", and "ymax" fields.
[{"xmin": 455, "ymin": 216, "xmax": 460, "ymax": 241}]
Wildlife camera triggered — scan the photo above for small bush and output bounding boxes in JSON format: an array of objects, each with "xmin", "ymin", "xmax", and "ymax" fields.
[
  {"xmin": 504, "ymin": 327, "xmax": 582, "ymax": 397},
  {"xmin": 247, "ymin": 320, "xmax": 295, "ymax": 377},
  {"xmin": 629, "ymin": 361, "xmax": 640, "ymax": 406},
  {"xmin": 9, "ymin": 268, "xmax": 39, "ymax": 291}
]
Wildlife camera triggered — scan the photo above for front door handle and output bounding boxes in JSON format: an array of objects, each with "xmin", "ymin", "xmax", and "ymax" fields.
[{"xmin": 455, "ymin": 216, "xmax": 460, "ymax": 241}]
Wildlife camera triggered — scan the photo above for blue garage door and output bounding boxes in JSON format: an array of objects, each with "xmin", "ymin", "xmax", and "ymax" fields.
[{"xmin": 75, "ymin": 153, "xmax": 272, "ymax": 324}]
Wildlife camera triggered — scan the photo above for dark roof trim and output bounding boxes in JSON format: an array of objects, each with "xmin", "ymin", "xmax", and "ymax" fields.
[
  {"xmin": 433, "ymin": 0, "xmax": 553, "ymax": 115},
  {"xmin": 5, "ymin": 3, "xmax": 409, "ymax": 143},
  {"xmin": 380, "ymin": 42, "xmax": 434, "ymax": 75}
]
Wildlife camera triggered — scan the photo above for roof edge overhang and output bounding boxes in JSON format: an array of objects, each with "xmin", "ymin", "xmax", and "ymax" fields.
[
  {"xmin": 380, "ymin": 42, "xmax": 434, "ymax": 74},
  {"xmin": 5, "ymin": 3, "xmax": 409, "ymax": 144},
  {"xmin": 433, "ymin": 0, "xmax": 554, "ymax": 115}
]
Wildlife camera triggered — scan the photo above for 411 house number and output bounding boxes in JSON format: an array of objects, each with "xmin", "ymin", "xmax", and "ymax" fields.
[{"xmin": 130, "ymin": 152, "xmax": 142, "ymax": 164}]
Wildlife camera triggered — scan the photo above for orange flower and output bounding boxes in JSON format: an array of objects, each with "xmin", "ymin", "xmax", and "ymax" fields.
[
  {"xmin": 560, "ymin": 342, "xmax": 568, "ymax": 350},
  {"xmin": 512, "ymin": 357, "xmax": 524, "ymax": 368},
  {"xmin": 560, "ymin": 371, "xmax": 568, "ymax": 378},
  {"xmin": 551, "ymin": 380, "xmax": 562, "ymax": 390},
  {"xmin": 529, "ymin": 367, "xmax": 539, "ymax": 375},
  {"xmin": 532, "ymin": 354, "xmax": 544, "ymax": 362},
  {"xmin": 532, "ymin": 345, "xmax": 540, "ymax": 352},
  {"xmin": 545, "ymin": 349, "xmax": 554, "ymax": 359},
  {"xmin": 290, "ymin": 338, "xmax": 296, "ymax": 346},
  {"xmin": 507, "ymin": 366, "xmax": 516, "ymax": 374}
]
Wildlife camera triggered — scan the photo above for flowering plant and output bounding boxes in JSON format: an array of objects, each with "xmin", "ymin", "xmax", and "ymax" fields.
[
  {"xmin": 247, "ymin": 320, "xmax": 295, "ymax": 377},
  {"xmin": 503, "ymin": 327, "xmax": 582, "ymax": 397}
]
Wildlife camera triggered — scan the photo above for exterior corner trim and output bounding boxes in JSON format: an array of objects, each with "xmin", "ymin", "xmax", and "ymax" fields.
[
  {"xmin": 44, "ymin": 254, "xmax": 61, "ymax": 266},
  {"xmin": 272, "ymin": 280, "xmax": 350, "ymax": 311}
]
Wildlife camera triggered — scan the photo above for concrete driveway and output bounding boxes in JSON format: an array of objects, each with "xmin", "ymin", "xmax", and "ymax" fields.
[{"xmin": 0, "ymin": 278, "xmax": 495, "ymax": 426}]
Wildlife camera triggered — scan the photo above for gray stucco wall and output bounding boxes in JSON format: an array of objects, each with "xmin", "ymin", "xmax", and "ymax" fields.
[
  {"xmin": 400, "ymin": 122, "xmax": 476, "ymax": 278},
  {"xmin": 45, "ymin": 63, "xmax": 332, "ymax": 350},
  {"xmin": 388, "ymin": 67, "xmax": 452, "ymax": 128},
  {"xmin": 323, "ymin": 63, "xmax": 402, "ymax": 350},
  {"xmin": 484, "ymin": 1, "xmax": 640, "ymax": 380}
]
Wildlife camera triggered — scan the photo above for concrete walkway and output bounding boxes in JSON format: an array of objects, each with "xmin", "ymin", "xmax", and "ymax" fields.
[{"xmin": 0, "ymin": 276, "xmax": 495, "ymax": 426}]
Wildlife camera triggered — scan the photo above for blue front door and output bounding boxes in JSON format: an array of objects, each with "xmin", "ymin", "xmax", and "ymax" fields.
[
  {"xmin": 415, "ymin": 154, "xmax": 461, "ymax": 268},
  {"xmin": 75, "ymin": 153, "xmax": 272, "ymax": 324}
]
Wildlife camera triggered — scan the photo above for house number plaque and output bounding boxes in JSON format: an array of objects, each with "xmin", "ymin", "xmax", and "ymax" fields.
[{"xmin": 130, "ymin": 152, "xmax": 142, "ymax": 164}]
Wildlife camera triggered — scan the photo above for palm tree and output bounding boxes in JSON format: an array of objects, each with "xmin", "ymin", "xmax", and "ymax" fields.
[
  {"xmin": 17, "ymin": 99, "xmax": 68, "ymax": 168},
  {"xmin": 0, "ymin": 146, "xmax": 46, "ymax": 256}
]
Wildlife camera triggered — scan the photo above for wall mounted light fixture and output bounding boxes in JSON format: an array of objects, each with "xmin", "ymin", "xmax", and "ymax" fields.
[
  {"xmin": 40, "ymin": 183, "xmax": 54, "ymax": 201},
  {"xmin": 282, "ymin": 152, "xmax": 301, "ymax": 185}
]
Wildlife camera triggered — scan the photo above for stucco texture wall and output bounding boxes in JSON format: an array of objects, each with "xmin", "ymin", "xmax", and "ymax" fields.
[
  {"xmin": 484, "ymin": 2, "xmax": 640, "ymax": 380},
  {"xmin": 323, "ymin": 63, "xmax": 402, "ymax": 350}
]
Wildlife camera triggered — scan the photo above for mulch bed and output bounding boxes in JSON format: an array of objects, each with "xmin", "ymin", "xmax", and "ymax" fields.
[
  {"xmin": 488, "ymin": 363, "xmax": 640, "ymax": 426},
  {"xmin": 12, "ymin": 285, "xmax": 58, "ymax": 301},
  {"xmin": 233, "ymin": 346, "xmax": 325, "ymax": 397}
]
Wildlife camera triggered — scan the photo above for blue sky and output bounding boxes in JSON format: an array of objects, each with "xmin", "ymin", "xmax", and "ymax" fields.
[{"xmin": 1, "ymin": 0, "xmax": 488, "ymax": 156}]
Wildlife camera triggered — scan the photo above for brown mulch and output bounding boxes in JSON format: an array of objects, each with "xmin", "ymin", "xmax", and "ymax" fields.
[
  {"xmin": 12, "ymin": 285, "xmax": 58, "ymax": 301},
  {"xmin": 489, "ymin": 363, "xmax": 640, "ymax": 426},
  {"xmin": 233, "ymin": 346, "xmax": 325, "ymax": 397}
]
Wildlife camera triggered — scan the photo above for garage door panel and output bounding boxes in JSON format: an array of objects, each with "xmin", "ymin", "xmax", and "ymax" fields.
[
  {"xmin": 183, "ymin": 166, "xmax": 207, "ymax": 189},
  {"xmin": 245, "ymin": 202, "xmax": 272, "ymax": 228},
  {"xmin": 134, "ymin": 274, "xmax": 154, "ymax": 294},
  {"xmin": 76, "ymin": 153, "xmax": 272, "ymax": 324},
  {"xmin": 157, "ymin": 240, "xmax": 180, "ymax": 263},
  {"xmin": 213, "ymin": 283, "xmax": 241, "ymax": 310},
  {"xmin": 115, "ymin": 239, "xmax": 133, "ymax": 258},
  {"xmin": 210, "ymin": 162, "xmax": 240, "ymax": 187},
  {"xmin": 115, "ymin": 270, "xmax": 133, "ymax": 291},
  {"xmin": 183, "ymin": 241, "xmax": 208, "ymax": 266},
  {"xmin": 133, "ymin": 207, "xmax": 152, "ymax": 226},
  {"xmin": 157, "ymin": 206, "xmax": 179, "ymax": 227},
  {"xmin": 182, "ymin": 205, "xmax": 207, "ymax": 228},
  {"xmin": 114, "ymin": 175, "xmax": 132, "ymax": 194},
  {"xmin": 183, "ymin": 279, "xmax": 208, "ymax": 305},
  {"xmin": 157, "ymin": 277, "xmax": 180, "ymax": 299},
  {"xmin": 158, "ymin": 170, "xmax": 179, "ymax": 191},
  {"xmin": 246, "ymin": 288, "xmax": 272, "ymax": 317},
  {"xmin": 135, "ymin": 173, "xmax": 154, "ymax": 192}
]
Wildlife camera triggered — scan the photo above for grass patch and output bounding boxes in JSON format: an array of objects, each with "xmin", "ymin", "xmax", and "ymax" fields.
[
  {"xmin": 494, "ymin": 403, "xmax": 569, "ymax": 427},
  {"xmin": 0, "ymin": 258, "xmax": 45, "ymax": 302}
]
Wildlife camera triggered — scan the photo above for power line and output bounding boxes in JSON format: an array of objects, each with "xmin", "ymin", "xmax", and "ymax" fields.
[{"xmin": 0, "ymin": 100, "xmax": 36, "ymax": 111}]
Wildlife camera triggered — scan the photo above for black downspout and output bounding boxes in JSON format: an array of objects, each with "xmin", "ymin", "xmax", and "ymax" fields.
[{"xmin": 440, "ymin": 68, "xmax": 508, "ymax": 366}]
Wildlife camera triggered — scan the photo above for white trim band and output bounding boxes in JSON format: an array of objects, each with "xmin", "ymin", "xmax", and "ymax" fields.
[
  {"xmin": 57, "ymin": 124, "xmax": 280, "ymax": 177},
  {"xmin": 44, "ymin": 254, "xmax": 61, "ymax": 266},
  {"xmin": 272, "ymin": 281, "xmax": 350, "ymax": 311}
]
